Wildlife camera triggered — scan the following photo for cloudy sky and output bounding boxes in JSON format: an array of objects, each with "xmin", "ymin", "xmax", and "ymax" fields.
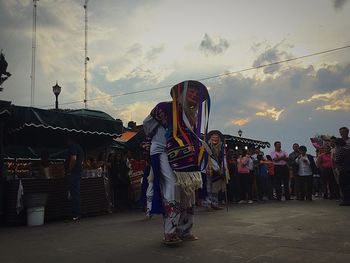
[{"xmin": 1, "ymin": 0, "xmax": 350, "ymax": 155}]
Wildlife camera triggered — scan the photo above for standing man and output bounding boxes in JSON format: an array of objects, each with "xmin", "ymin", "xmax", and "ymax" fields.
[
  {"xmin": 288, "ymin": 143, "xmax": 300, "ymax": 198},
  {"xmin": 109, "ymin": 152, "xmax": 130, "ymax": 212},
  {"xmin": 339, "ymin": 127, "xmax": 350, "ymax": 146},
  {"xmin": 270, "ymin": 141, "xmax": 290, "ymax": 201},
  {"xmin": 65, "ymin": 137, "xmax": 84, "ymax": 221},
  {"xmin": 143, "ymin": 80, "xmax": 210, "ymax": 245},
  {"xmin": 334, "ymin": 138, "xmax": 350, "ymax": 206}
]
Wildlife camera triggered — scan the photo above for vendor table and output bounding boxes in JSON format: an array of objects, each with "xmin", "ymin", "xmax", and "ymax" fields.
[{"xmin": 3, "ymin": 177, "xmax": 108, "ymax": 226}]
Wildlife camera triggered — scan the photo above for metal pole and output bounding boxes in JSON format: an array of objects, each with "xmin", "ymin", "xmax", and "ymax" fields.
[
  {"xmin": 84, "ymin": 1, "xmax": 89, "ymax": 109},
  {"xmin": 55, "ymin": 94, "xmax": 58, "ymax": 109},
  {"xmin": 30, "ymin": 0, "xmax": 39, "ymax": 107}
]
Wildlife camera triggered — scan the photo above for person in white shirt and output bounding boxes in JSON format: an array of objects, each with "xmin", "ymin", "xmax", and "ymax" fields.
[{"xmin": 295, "ymin": 145, "xmax": 317, "ymax": 201}]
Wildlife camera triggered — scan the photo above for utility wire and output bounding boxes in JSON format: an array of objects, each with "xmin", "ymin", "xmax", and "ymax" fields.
[
  {"xmin": 197, "ymin": 44, "xmax": 350, "ymax": 81},
  {"xmin": 41, "ymin": 44, "xmax": 350, "ymax": 108}
]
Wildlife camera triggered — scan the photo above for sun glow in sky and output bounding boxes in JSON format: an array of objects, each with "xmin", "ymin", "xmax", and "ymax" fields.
[{"xmin": 1, "ymin": 0, "xmax": 350, "ymax": 155}]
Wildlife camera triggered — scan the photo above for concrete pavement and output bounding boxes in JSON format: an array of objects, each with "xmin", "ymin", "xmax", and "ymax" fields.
[{"xmin": 0, "ymin": 198, "xmax": 349, "ymax": 263}]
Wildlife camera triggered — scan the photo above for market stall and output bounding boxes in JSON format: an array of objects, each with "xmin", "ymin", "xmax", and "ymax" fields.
[
  {"xmin": 114, "ymin": 127, "xmax": 147, "ymax": 206},
  {"xmin": 0, "ymin": 101, "xmax": 123, "ymax": 226}
]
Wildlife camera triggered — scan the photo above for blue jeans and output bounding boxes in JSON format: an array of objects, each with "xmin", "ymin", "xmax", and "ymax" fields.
[
  {"xmin": 68, "ymin": 173, "xmax": 81, "ymax": 217},
  {"xmin": 274, "ymin": 165, "xmax": 290, "ymax": 200}
]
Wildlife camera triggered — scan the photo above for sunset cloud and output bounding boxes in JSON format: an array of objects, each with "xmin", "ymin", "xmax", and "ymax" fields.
[
  {"xmin": 230, "ymin": 118, "xmax": 250, "ymax": 126},
  {"xmin": 297, "ymin": 88, "xmax": 350, "ymax": 111},
  {"xmin": 1, "ymin": 0, "xmax": 350, "ymax": 156},
  {"xmin": 297, "ymin": 89, "xmax": 346, "ymax": 103},
  {"xmin": 316, "ymin": 97, "xmax": 350, "ymax": 111},
  {"xmin": 256, "ymin": 108, "xmax": 285, "ymax": 121}
]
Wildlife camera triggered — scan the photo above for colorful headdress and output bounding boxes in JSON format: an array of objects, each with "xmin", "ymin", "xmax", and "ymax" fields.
[
  {"xmin": 170, "ymin": 80, "xmax": 209, "ymax": 102},
  {"xmin": 169, "ymin": 80, "xmax": 211, "ymax": 167},
  {"xmin": 166, "ymin": 80, "xmax": 211, "ymax": 196}
]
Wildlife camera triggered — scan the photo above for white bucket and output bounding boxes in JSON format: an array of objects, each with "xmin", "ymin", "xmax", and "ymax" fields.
[{"xmin": 27, "ymin": 206, "xmax": 45, "ymax": 226}]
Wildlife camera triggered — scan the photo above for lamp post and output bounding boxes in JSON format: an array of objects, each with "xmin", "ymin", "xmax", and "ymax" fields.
[
  {"xmin": 238, "ymin": 129, "xmax": 243, "ymax": 137},
  {"xmin": 52, "ymin": 82, "xmax": 61, "ymax": 110}
]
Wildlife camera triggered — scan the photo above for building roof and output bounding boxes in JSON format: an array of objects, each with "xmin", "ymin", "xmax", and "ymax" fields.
[
  {"xmin": 114, "ymin": 128, "xmax": 146, "ymax": 149},
  {"xmin": 224, "ymin": 134, "xmax": 271, "ymax": 149},
  {"xmin": 115, "ymin": 130, "xmax": 138, "ymax": 142},
  {"xmin": 2, "ymin": 101, "xmax": 123, "ymax": 148}
]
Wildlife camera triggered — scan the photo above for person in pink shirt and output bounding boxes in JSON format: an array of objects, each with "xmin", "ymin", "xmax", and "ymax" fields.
[
  {"xmin": 237, "ymin": 149, "xmax": 253, "ymax": 204},
  {"xmin": 317, "ymin": 145, "xmax": 340, "ymax": 199},
  {"xmin": 270, "ymin": 141, "xmax": 291, "ymax": 201}
]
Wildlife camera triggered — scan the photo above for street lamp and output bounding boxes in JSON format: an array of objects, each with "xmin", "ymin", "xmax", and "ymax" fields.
[
  {"xmin": 52, "ymin": 82, "xmax": 61, "ymax": 109},
  {"xmin": 238, "ymin": 129, "xmax": 243, "ymax": 137}
]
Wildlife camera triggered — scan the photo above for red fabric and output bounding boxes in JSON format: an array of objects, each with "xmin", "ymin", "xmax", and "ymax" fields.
[
  {"xmin": 129, "ymin": 159, "xmax": 146, "ymax": 190},
  {"xmin": 318, "ymin": 153, "xmax": 333, "ymax": 169},
  {"xmin": 262, "ymin": 160, "xmax": 275, "ymax": 176}
]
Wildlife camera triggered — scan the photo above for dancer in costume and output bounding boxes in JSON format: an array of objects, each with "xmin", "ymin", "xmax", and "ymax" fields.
[
  {"xmin": 140, "ymin": 138, "xmax": 154, "ymax": 219},
  {"xmin": 141, "ymin": 163, "xmax": 154, "ymax": 219},
  {"xmin": 143, "ymin": 80, "xmax": 210, "ymax": 245},
  {"xmin": 203, "ymin": 130, "xmax": 229, "ymax": 210}
]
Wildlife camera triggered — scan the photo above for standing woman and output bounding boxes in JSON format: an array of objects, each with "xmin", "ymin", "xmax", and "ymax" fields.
[
  {"xmin": 237, "ymin": 149, "xmax": 253, "ymax": 204},
  {"xmin": 143, "ymin": 80, "xmax": 210, "ymax": 245},
  {"xmin": 317, "ymin": 145, "xmax": 340, "ymax": 199}
]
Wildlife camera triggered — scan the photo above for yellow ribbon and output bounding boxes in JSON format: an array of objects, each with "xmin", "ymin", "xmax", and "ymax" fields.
[{"xmin": 172, "ymin": 89, "xmax": 184, "ymax": 147}]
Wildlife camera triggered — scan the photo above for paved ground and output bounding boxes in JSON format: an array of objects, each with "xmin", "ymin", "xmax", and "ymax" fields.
[{"xmin": 0, "ymin": 198, "xmax": 349, "ymax": 263}]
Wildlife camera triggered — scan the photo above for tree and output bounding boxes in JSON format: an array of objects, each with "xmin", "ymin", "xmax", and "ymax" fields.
[{"xmin": 0, "ymin": 51, "xmax": 11, "ymax": 90}]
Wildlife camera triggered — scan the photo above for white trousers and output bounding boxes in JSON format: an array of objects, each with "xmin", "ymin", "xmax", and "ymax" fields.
[
  {"xmin": 146, "ymin": 182, "xmax": 153, "ymax": 216},
  {"xmin": 157, "ymin": 152, "xmax": 195, "ymax": 240}
]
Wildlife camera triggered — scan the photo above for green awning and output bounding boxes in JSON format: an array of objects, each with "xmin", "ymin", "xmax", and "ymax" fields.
[{"xmin": 4, "ymin": 102, "xmax": 123, "ymax": 149}]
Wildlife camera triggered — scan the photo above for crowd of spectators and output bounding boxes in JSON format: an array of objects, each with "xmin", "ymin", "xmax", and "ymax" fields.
[
  {"xmin": 107, "ymin": 126, "xmax": 350, "ymax": 213},
  {"xmin": 222, "ymin": 126, "xmax": 350, "ymax": 207}
]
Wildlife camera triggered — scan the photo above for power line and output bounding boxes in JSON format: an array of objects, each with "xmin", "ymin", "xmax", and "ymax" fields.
[
  {"xmin": 40, "ymin": 93, "xmax": 170, "ymax": 109},
  {"xmin": 40, "ymin": 84, "xmax": 172, "ymax": 108},
  {"xmin": 41, "ymin": 44, "xmax": 350, "ymax": 108},
  {"xmin": 197, "ymin": 44, "xmax": 350, "ymax": 82}
]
